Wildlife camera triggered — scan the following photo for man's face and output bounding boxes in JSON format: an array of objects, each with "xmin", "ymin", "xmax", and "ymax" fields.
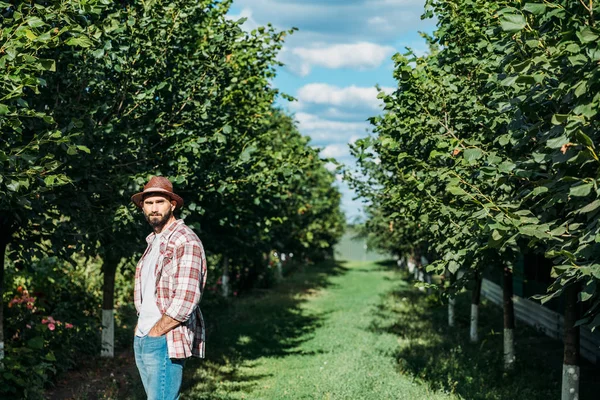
[{"xmin": 142, "ymin": 194, "xmax": 176, "ymax": 230}]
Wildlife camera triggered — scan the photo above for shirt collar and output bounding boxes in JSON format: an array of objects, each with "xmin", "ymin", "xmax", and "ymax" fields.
[{"xmin": 145, "ymin": 219, "xmax": 182, "ymax": 244}]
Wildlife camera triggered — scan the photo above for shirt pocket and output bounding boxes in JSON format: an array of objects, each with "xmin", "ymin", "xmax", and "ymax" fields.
[{"xmin": 160, "ymin": 252, "xmax": 176, "ymax": 276}]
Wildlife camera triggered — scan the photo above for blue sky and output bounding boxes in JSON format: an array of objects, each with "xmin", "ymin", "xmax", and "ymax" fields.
[{"xmin": 228, "ymin": 0, "xmax": 435, "ymax": 222}]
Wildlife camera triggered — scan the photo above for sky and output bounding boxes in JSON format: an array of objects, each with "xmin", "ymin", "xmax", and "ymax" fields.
[{"xmin": 228, "ymin": 0, "xmax": 435, "ymax": 222}]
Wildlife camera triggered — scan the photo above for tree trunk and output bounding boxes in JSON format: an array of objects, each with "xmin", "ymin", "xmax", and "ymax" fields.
[
  {"xmin": 562, "ymin": 283, "xmax": 580, "ymax": 400},
  {"xmin": 101, "ymin": 254, "xmax": 119, "ymax": 358},
  {"xmin": 503, "ymin": 265, "xmax": 516, "ymax": 370},
  {"xmin": 470, "ymin": 273, "xmax": 482, "ymax": 342},
  {"xmin": 448, "ymin": 272, "xmax": 456, "ymax": 328},
  {"xmin": 0, "ymin": 238, "xmax": 7, "ymax": 361},
  {"xmin": 448, "ymin": 297, "xmax": 456, "ymax": 328},
  {"xmin": 0, "ymin": 215, "xmax": 16, "ymax": 362},
  {"xmin": 221, "ymin": 257, "xmax": 230, "ymax": 298}
]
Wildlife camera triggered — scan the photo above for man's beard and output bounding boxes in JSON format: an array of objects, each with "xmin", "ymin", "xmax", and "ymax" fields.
[{"xmin": 144, "ymin": 207, "xmax": 172, "ymax": 230}]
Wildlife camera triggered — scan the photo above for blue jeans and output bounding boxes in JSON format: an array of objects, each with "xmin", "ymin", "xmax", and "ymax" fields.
[{"xmin": 134, "ymin": 335, "xmax": 185, "ymax": 400}]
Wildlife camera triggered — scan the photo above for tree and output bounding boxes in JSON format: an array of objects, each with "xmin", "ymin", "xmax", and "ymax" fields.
[{"xmin": 0, "ymin": 0, "xmax": 106, "ymax": 360}]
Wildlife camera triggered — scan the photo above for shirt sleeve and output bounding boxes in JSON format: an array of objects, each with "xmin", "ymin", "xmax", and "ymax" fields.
[{"xmin": 164, "ymin": 241, "xmax": 204, "ymax": 322}]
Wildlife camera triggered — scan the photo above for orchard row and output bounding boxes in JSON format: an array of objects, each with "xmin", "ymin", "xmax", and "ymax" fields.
[
  {"xmin": 0, "ymin": 0, "xmax": 344, "ymax": 396},
  {"xmin": 348, "ymin": 1, "xmax": 599, "ymax": 398}
]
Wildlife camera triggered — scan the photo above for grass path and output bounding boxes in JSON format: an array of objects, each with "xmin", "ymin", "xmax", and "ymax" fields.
[{"xmin": 182, "ymin": 261, "xmax": 456, "ymax": 400}]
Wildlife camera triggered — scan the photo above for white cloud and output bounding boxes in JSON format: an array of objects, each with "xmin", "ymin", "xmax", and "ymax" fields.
[
  {"xmin": 324, "ymin": 161, "xmax": 338, "ymax": 172},
  {"xmin": 296, "ymin": 83, "xmax": 394, "ymax": 111},
  {"xmin": 285, "ymin": 42, "xmax": 395, "ymax": 75},
  {"xmin": 295, "ymin": 112, "xmax": 369, "ymax": 143},
  {"xmin": 226, "ymin": 7, "xmax": 259, "ymax": 31},
  {"xmin": 321, "ymin": 143, "xmax": 350, "ymax": 159},
  {"xmin": 230, "ymin": 0, "xmax": 431, "ymax": 43}
]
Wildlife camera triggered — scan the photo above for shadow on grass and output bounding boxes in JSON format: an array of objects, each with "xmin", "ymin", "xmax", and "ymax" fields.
[
  {"xmin": 181, "ymin": 260, "xmax": 349, "ymax": 399},
  {"xmin": 370, "ymin": 277, "xmax": 600, "ymax": 400}
]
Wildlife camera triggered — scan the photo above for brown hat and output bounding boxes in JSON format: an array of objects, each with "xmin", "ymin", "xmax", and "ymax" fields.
[{"xmin": 131, "ymin": 176, "xmax": 184, "ymax": 209}]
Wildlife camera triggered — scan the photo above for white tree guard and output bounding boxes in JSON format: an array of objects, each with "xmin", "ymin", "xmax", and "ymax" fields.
[
  {"xmin": 407, "ymin": 259, "xmax": 415, "ymax": 274},
  {"xmin": 470, "ymin": 304, "xmax": 479, "ymax": 342},
  {"xmin": 448, "ymin": 297, "xmax": 456, "ymax": 327},
  {"xmin": 561, "ymin": 364, "xmax": 580, "ymax": 400},
  {"xmin": 504, "ymin": 328, "xmax": 515, "ymax": 370},
  {"xmin": 101, "ymin": 309, "xmax": 114, "ymax": 358},
  {"xmin": 221, "ymin": 273, "xmax": 230, "ymax": 298}
]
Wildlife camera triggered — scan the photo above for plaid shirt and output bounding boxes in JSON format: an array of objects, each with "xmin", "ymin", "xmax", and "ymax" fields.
[{"xmin": 134, "ymin": 219, "xmax": 207, "ymax": 359}]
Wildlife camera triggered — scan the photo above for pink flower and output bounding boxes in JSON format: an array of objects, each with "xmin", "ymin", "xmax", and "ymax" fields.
[
  {"xmin": 41, "ymin": 318, "xmax": 48, "ymax": 324},
  {"xmin": 65, "ymin": 323, "xmax": 73, "ymax": 329},
  {"xmin": 233, "ymin": 291, "xmax": 238, "ymax": 296},
  {"xmin": 26, "ymin": 324, "xmax": 32, "ymax": 329},
  {"xmin": 47, "ymin": 323, "xmax": 56, "ymax": 331}
]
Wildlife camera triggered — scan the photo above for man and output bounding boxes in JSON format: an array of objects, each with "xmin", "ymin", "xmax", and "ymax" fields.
[{"xmin": 131, "ymin": 176, "xmax": 207, "ymax": 400}]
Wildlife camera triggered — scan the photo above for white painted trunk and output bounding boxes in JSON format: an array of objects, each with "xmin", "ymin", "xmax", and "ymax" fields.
[
  {"xmin": 276, "ymin": 262, "xmax": 283, "ymax": 281},
  {"xmin": 417, "ymin": 270, "xmax": 425, "ymax": 291},
  {"xmin": 448, "ymin": 297, "xmax": 456, "ymax": 327},
  {"xmin": 470, "ymin": 304, "xmax": 479, "ymax": 342},
  {"xmin": 407, "ymin": 260, "xmax": 415, "ymax": 274},
  {"xmin": 561, "ymin": 364, "xmax": 580, "ymax": 400},
  {"xmin": 0, "ymin": 340, "xmax": 4, "ymax": 360},
  {"xmin": 101, "ymin": 309, "xmax": 114, "ymax": 358},
  {"xmin": 221, "ymin": 274, "xmax": 230, "ymax": 298},
  {"xmin": 222, "ymin": 257, "xmax": 230, "ymax": 298},
  {"xmin": 425, "ymin": 273, "xmax": 432, "ymax": 294},
  {"xmin": 504, "ymin": 328, "xmax": 515, "ymax": 369}
]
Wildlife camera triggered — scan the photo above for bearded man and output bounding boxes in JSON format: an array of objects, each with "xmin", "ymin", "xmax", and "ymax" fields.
[{"xmin": 131, "ymin": 176, "xmax": 206, "ymax": 400}]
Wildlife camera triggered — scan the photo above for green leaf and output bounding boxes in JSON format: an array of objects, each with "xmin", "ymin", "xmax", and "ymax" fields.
[
  {"xmin": 577, "ymin": 27, "xmax": 599, "ymax": 44},
  {"xmin": 447, "ymin": 186, "xmax": 467, "ymax": 196},
  {"xmin": 463, "ymin": 148, "xmax": 483, "ymax": 162},
  {"xmin": 570, "ymin": 183, "xmax": 593, "ymax": 197},
  {"xmin": 0, "ymin": 104, "xmax": 9, "ymax": 115},
  {"xmin": 223, "ymin": 125, "xmax": 232, "ymax": 134},
  {"xmin": 500, "ymin": 14, "xmax": 526, "ymax": 33},
  {"xmin": 566, "ymin": 43, "xmax": 581, "ymax": 53},
  {"xmin": 27, "ymin": 336, "xmax": 44, "ymax": 350},
  {"xmin": 26, "ymin": 17, "xmax": 45, "ymax": 28},
  {"xmin": 577, "ymin": 200, "xmax": 600, "ymax": 214},
  {"xmin": 66, "ymin": 36, "xmax": 93, "ymax": 48},
  {"xmin": 532, "ymin": 186, "xmax": 548, "ymax": 196},
  {"xmin": 579, "ymin": 281, "xmax": 596, "ymax": 302},
  {"xmin": 546, "ymin": 135, "xmax": 568, "ymax": 148},
  {"xmin": 551, "ymin": 114, "xmax": 569, "ymax": 125},
  {"xmin": 498, "ymin": 161, "xmax": 515, "ymax": 173},
  {"xmin": 239, "ymin": 145, "xmax": 256, "ymax": 163},
  {"xmin": 25, "ymin": 29, "xmax": 37, "ymax": 41},
  {"xmin": 523, "ymin": 3, "xmax": 546, "ymax": 15},
  {"xmin": 40, "ymin": 59, "xmax": 56, "ymax": 72}
]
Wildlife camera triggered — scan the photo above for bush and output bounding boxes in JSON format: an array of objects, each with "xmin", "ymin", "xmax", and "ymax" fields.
[{"xmin": 2, "ymin": 257, "xmax": 103, "ymax": 398}]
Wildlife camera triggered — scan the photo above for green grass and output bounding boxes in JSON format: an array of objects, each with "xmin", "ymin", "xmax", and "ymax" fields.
[
  {"xmin": 77, "ymin": 258, "xmax": 599, "ymax": 400},
  {"xmin": 373, "ymin": 268, "xmax": 600, "ymax": 400},
  {"xmin": 180, "ymin": 260, "xmax": 456, "ymax": 399},
  {"xmin": 334, "ymin": 228, "xmax": 388, "ymax": 262}
]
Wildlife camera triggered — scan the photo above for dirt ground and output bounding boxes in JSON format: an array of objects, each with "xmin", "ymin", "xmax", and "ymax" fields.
[{"xmin": 44, "ymin": 349, "xmax": 142, "ymax": 400}]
